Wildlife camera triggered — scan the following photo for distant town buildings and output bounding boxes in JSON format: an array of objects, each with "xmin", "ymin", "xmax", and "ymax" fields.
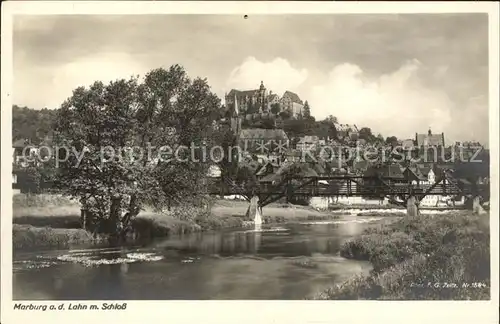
[
  {"xmin": 401, "ymin": 139, "xmax": 416, "ymax": 150},
  {"xmin": 296, "ymin": 135, "xmax": 320, "ymax": 151},
  {"xmin": 12, "ymin": 138, "xmax": 38, "ymax": 167},
  {"xmin": 334, "ymin": 123, "xmax": 359, "ymax": 141},
  {"xmin": 237, "ymin": 128, "xmax": 289, "ymax": 154}
]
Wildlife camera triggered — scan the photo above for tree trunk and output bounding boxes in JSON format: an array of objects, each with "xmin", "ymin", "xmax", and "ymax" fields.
[
  {"xmin": 109, "ymin": 196, "xmax": 123, "ymax": 236},
  {"xmin": 119, "ymin": 194, "xmax": 141, "ymax": 239},
  {"xmin": 80, "ymin": 208, "xmax": 88, "ymax": 230},
  {"xmin": 80, "ymin": 198, "xmax": 95, "ymax": 232}
]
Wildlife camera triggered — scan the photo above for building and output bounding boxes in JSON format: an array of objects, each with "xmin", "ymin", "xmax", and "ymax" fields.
[
  {"xmin": 238, "ymin": 128, "xmax": 289, "ymax": 154},
  {"xmin": 296, "ymin": 135, "xmax": 319, "ymax": 151},
  {"xmin": 403, "ymin": 165, "xmax": 459, "ymax": 207},
  {"xmin": 280, "ymin": 91, "xmax": 304, "ymax": 117},
  {"xmin": 225, "ymin": 81, "xmax": 268, "ymax": 115},
  {"xmin": 291, "ymin": 102, "xmax": 303, "ymax": 117},
  {"xmin": 267, "ymin": 93, "xmax": 280, "ymax": 112},
  {"xmin": 414, "ymin": 166, "xmax": 440, "ymax": 206},
  {"xmin": 13, "ymin": 139, "xmax": 38, "ymax": 167},
  {"xmin": 334, "ymin": 123, "xmax": 359, "ymax": 141},
  {"xmin": 284, "ymin": 149, "xmax": 303, "ymax": 163},
  {"xmin": 206, "ymin": 164, "xmax": 222, "ymax": 178},
  {"xmin": 401, "ymin": 139, "xmax": 416, "ymax": 150},
  {"xmin": 225, "ymin": 82, "xmax": 307, "ymax": 125},
  {"xmin": 416, "ymin": 128, "xmax": 445, "ymax": 147}
]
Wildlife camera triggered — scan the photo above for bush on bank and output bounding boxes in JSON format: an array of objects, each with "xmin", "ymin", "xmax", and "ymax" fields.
[
  {"xmin": 13, "ymin": 224, "xmax": 99, "ymax": 250},
  {"xmin": 313, "ymin": 213, "xmax": 490, "ymax": 300}
]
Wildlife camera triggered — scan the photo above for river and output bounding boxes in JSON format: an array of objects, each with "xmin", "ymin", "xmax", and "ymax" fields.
[{"xmin": 13, "ymin": 215, "xmax": 392, "ymax": 300}]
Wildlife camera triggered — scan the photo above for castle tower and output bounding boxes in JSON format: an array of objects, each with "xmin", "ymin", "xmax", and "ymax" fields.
[
  {"xmin": 259, "ymin": 81, "xmax": 266, "ymax": 113},
  {"xmin": 233, "ymin": 92, "xmax": 239, "ymax": 116}
]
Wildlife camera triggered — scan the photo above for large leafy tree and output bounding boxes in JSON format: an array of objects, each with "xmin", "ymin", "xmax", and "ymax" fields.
[
  {"xmin": 385, "ymin": 136, "xmax": 398, "ymax": 147},
  {"xmin": 54, "ymin": 65, "xmax": 221, "ymax": 237},
  {"xmin": 359, "ymin": 127, "xmax": 375, "ymax": 142},
  {"xmin": 270, "ymin": 103, "xmax": 281, "ymax": 115}
]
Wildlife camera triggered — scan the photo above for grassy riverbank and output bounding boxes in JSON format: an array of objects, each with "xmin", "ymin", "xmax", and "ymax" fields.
[
  {"xmin": 312, "ymin": 212, "xmax": 490, "ymax": 300},
  {"xmin": 12, "ymin": 194, "xmax": 337, "ymax": 250}
]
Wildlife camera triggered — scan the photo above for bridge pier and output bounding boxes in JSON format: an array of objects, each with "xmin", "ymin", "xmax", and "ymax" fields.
[
  {"xmin": 245, "ymin": 195, "xmax": 263, "ymax": 225},
  {"xmin": 472, "ymin": 196, "xmax": 486, "ymax": 215},
  {"xmin": 406, "ymin": 196, "xmax": 419, "ymax": 218}
]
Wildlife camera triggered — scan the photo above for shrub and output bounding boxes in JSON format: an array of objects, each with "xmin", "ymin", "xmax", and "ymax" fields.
[
  {"xmin": 316, "ymin": 213, "xmax": 490, "ymax": 300},
  {"xmin": 13, "ymin": 224, "xmax": 97, "ymax": 250}
]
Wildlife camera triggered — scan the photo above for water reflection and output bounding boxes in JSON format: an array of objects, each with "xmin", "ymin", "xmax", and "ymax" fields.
[{"xmin": 13, "ymin": 217, "xmax": 383, "ymax": 300}]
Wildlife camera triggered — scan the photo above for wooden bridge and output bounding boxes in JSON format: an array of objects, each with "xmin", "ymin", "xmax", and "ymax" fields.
[{"xmin": 206, "ymin": 172, "xmax": 489, "ymax": 209}]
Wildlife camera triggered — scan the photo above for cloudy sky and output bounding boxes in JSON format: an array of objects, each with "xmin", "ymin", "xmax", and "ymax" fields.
[{"xmin": 13, "ymin": 14, "xmax": 489, "ymax": 144}]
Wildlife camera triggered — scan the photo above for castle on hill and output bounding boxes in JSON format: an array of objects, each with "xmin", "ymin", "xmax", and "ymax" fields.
[{"xmin": 224, "ymin": 81, "xmax": 305, "ymax": 119}]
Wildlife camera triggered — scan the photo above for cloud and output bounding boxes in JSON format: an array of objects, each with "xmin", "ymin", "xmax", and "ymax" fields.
[
  {"xmin": 309, "ymin": 60, "xmax": 458, "ymax": 141},
  {"xmin": 225, "ymin": 57, "xmax": 308, "ymax": 96},
  {"xmin": 309, "ymin": 60, "xmax": 491, "ymax": 144},
  {"xmin": 16, "ymin": 52, "xmax": 147, "ymax": 109},
  {"xmin": 52, "ymin": 53, "xmax": 147, "ymax": 105}
]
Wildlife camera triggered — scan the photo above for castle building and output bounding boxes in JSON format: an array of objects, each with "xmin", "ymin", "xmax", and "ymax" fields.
[
  {"xmin": 224, "ymin": 82, "xmax": 306, "ymax": 119},
  {"xmin": 280, "ymin": 91, "xmax": 304, "ymax": 116},
  {"xmin": 225, "ymin": 81, "xmax": 268, "ymax": 115}
]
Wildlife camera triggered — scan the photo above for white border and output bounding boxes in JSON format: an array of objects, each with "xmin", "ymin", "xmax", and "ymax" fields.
[{"xmin": 1, "ymin": 2, "xmax": 499, "ymax": 324}]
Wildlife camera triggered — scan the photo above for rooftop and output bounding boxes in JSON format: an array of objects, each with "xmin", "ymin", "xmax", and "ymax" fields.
[
  {"xmin": 365, "ymin": 164, "xmax": 405, "ymax": 179},
  {"xmin": 227, "ymin": 89, "xmax": 260, "ymax": 98},
  {"xmin": 282, "ymin": 91, "xmax": 303, "ymax": 104},
  {"xmin": 13, "ymin": 139, "xmax": 29, "ymax": 148},
  {"xmin": 416, "ymin": 129, "xmax": 444, "ymax": 147}
]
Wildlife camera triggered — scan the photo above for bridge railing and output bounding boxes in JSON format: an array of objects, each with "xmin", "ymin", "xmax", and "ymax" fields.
[{"xmin": 205, "ymin": 175, "xmax": 487, "ymax": 197}]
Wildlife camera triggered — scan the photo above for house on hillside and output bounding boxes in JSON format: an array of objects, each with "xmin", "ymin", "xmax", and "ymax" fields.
[
  {"xmin": 280, "ymin": 91, "xmax": 304, "ymax": 117},
  {"xmin": 267, "ymin": 93, "xmax": 280, "ymax": 111},
  {"xmin": 13, "ymin": 139, "xmax": 38, "ymax": 167},
  {"xmin": 334, "ymin": 123, "xmax": 359, "ymax": 141},
  {"xmin": 296, "ymin": 135, "xmax": 319, "ymax": 151},
  {"xmin": 238, "ymin": 128, "xmax": 289, "ymax": 154},
  {"xmin": 401, "ymin": 139, "xmax": 416, "ymax": 150}
]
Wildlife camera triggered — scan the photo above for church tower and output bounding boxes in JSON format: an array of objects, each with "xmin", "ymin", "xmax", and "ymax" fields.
[{"xmin": 230, "ymin": 93, "xmax": 242, "ymax": 136}]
